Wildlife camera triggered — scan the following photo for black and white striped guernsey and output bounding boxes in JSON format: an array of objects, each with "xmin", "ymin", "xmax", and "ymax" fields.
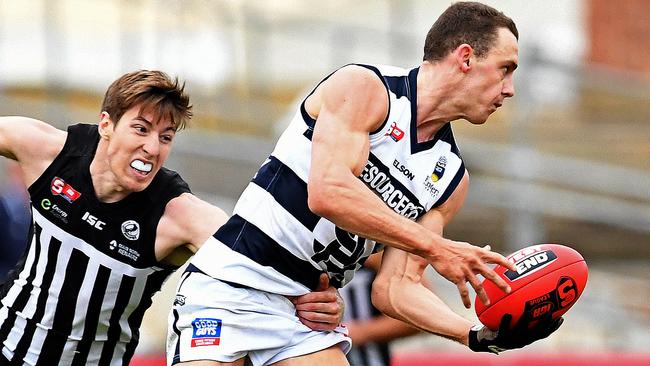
[
  {"xmin": 0, "ymin": 124, "xmax": 190, "ymax": 365},
  {"xmin": 190, "ymin": 64, "xmax": 465, "ymax": 295}
]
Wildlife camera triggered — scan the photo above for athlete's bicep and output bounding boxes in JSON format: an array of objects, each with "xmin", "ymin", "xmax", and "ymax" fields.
[
  {"xmin": 0, "ymin": 117, "xmax": 66, "ymax": 185},
  {"xmin": 0, "ymin": 117, "xmax": 63, "ymax": 160},
  {"xmin": 0, "ymin": 116, "xmax": 24, "ymax": 160},
  {"xmin": 309, "ymin": 66, "xmax": 388, "ymax": 180}
]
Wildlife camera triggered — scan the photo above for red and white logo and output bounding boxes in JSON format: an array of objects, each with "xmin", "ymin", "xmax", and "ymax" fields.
[
  {"xmin": 385, "ymin": 122, "xmax": 405, "ymax": 142},
  {"xmin": 51, "ymin": 177, "xmax": 81, "ymax": 203}
]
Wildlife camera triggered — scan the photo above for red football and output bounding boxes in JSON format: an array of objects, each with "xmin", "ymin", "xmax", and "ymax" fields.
[{"xmin": 475, "ymin": 244, "xmax": 588, "ymax": 330}]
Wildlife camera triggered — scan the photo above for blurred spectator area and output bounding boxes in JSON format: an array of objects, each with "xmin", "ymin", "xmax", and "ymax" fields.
[{"xmin": 0, "ymin": 0, "xmax": 648, "ymax": 357}]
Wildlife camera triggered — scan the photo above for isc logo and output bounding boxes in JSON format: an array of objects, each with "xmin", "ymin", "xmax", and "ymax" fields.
[
  {"xmin": 82, "ymin": 211, "xmax": 106, "ymax": 230},
  {"xmin": 504, "ymin": 250, "xmax": 557, "ymax": 281}
]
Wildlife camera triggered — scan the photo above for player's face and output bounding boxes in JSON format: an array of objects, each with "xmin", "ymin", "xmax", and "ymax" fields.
[
  {"xmin": 103, "ymin": 105, "xmax": 176, "ymax": 193},
  {"xmin": 464, "ymin": 27, "xmax": 518, "ymax": 124}
]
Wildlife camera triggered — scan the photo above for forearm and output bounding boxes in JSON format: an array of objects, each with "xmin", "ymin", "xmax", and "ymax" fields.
[
  {"xmin": 346, "ymin": 316, "xmax": 420, "ymax": 346},
  {"xmin": 309, "ymin": 173, "xmax": 440, "ymax": 258},
  {"xmin": 373, "ymin": 278, "xmax": 473, "ymax": 345}
]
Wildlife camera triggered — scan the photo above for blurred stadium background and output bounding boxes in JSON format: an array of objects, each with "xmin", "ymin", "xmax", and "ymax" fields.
[{"xmin": 0, "ymin": 0, "xmax": 648, "ymax": 365}]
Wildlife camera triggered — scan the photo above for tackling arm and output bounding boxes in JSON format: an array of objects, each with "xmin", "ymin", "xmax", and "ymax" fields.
[
  {"xmin": 0, "ymin": 116, "xmax": 67, "ymax": 187},
  {"xmin": 156, "ymin": 193, "xmax": 229, "ymax": 265}
]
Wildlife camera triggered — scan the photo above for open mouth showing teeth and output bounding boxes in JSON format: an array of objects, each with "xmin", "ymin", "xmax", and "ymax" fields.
[{"xmin": 131, "ymin": 160, "xmax": 152, "ymax": 175}]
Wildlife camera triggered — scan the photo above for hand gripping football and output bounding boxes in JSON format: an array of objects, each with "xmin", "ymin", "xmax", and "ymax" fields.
[{"xmin": 475, "ymin": 244, "xmax": 588, "ymax": 330}]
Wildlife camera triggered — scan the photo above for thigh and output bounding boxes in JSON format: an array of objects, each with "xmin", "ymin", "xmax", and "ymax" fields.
[{"xmin": 271, "ymin": 345, "xmax": 349, "ymax": 366}]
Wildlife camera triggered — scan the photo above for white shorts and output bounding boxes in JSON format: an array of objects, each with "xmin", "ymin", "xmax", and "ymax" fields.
[{"xmin": 167, "ymin": 271, "xmax": 351, "ymax": 366}]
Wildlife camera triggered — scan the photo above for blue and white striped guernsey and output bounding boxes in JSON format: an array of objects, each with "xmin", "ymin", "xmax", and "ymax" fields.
[{"xmin": 190, "ymin": 64, "xmax": 466, "ymax": 295}]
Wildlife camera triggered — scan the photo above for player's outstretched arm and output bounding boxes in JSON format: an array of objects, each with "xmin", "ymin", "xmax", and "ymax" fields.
[
  {"xmin": 305, "ymin": 66, "xmax": 514, "ymax": 308},
  {"xmin": 372, "ymin": 247, "xmax": 562, "ymax": 351},
  {"xmin": 0, "ymin": 116, "xmax": 66, "ymax": 186},
  {"xmin": 156, "ymin": 193, "xmax": 229, "ymax": 265},
  {"xmin": 345, "ymin": 253, "xmax": 421, "ymax": 346},
  {"xmin": 307, "ymin": 65, "xmax": 430, "ymax": 256},
  {"xmin": 371, "ymin": 246, "xmax": 474, "ymax": 345}
]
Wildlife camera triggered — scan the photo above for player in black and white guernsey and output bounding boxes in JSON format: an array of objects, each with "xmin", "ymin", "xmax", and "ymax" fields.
[
  {"xmin": 0, "ymin": 70, "xmax": 197, "ymax": 366},
  {"xmin": 0, "ymin": 71, "xmax": 344, "ymax": 366},
  {"xmin": 2, "ymin": 123, "xmax": 190, "ymax": 365},
  {"xmin": 168, "ymin": 3, "xmax": 563, "ymax": 366}
]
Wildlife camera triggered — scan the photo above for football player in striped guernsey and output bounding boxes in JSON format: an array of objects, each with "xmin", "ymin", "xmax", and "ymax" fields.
[
  {"xmin": 0, "ymin": 70, "xmax": 343, "ymax": 366},
  {"xmin": 168, "ymin": 2, "xmax": 562, "ymax": 366}
]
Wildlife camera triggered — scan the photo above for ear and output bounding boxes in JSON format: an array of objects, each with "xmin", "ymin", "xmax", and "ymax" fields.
[
  {"xmin": 98, "ymin": 111, "xmax": 114, "ymax": 140},
  {"xmin": 455, "ymin": 44, "xmax": 474, "ymax": 73}
]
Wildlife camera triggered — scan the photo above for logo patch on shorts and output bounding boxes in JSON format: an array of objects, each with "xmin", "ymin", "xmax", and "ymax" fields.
[{"xmin": 191, "ymin": 318, "xmax": 222, "ymax": 347}]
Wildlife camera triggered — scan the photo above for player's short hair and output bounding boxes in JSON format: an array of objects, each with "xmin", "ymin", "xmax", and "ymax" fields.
[
  {"xmin": 423, "ymin": 1, "xmax": 518, "ymax": 62},
  {"xmin": 101, "ymin": 70, "xmax": 192, "ymax": 131}
]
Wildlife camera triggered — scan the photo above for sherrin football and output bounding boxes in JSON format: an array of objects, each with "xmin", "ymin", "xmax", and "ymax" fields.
[{"xmin": 475, "ymin": 244, "xmax": 588, "ymax": 330}]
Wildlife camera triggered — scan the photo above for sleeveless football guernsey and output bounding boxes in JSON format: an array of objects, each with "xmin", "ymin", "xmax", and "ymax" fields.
[
  {"xmin": 0, "ymin": 123, "xmax": 190, "ymax": 365},
  {"xmin": 190, "ymin": 64, "xmax": 465, "ymax": 295}
]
